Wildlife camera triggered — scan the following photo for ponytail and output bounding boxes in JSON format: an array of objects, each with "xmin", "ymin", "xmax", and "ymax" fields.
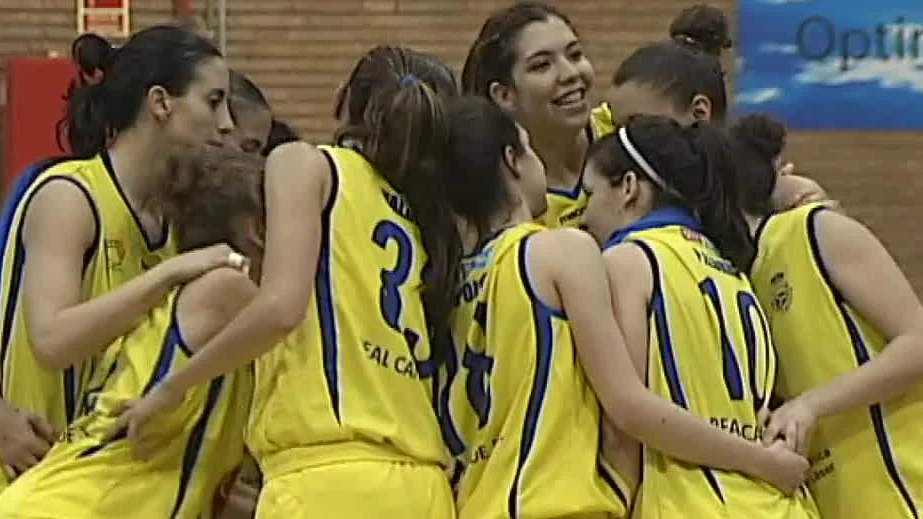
[
  {"xmin": 375, "ymin": 81, "xmax": 461, "ymax": 358},
  {"xmin": 59, "ymin": 33, "xmax": 115, "ymax": 157},
  {"xmin": 335, "ymin": 46, "xmax": 461, "ymax": 362},
  {"xmin": 682, "ymin": 123, "xmax": 754, "ymax": 270},
  {"xmin": 58, "ymin": 25, "xmax": 222, "ymax": 158},
  {"xmin": 587, "ymin": 116, "xmax": 752, "ymax": 270}
]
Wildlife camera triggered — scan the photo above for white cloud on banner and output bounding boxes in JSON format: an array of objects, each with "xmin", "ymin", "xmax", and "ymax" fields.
[{"xmin": 737, "ymin": 87, "xmax": 783, "ymax": 104}]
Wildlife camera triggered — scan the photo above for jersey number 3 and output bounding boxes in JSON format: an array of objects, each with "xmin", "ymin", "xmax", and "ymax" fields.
[{"xmin": 372, "ymin": 220, "xmax": 433, "ymax": 375}]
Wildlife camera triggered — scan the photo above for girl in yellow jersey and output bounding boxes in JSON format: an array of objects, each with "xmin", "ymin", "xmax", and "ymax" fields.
[
  {"xmin": 728, "ymin": 114, "xmax": 923, "ymax": 519},
  {"xmin": 461, "ymin": 3, "xmax": 612, "ymax": 229},
  {"xmin": 458, "ymin": 3, "xmax": 732, "ymax": 231},
  {"xmin": 0, "ymin": 27, "xmax": 241, "ymax": 490},
  {"xmin": 111, "ymin": 46, "xmax": 461, "ymax": 518},
  {"xmin": 582, "ymin": 116, "xmax": 820, "ymax": 518},
  {"xmin": 435, "ymin": 96, "xmax": 812, "ymax": 519},
  {"xmin": 0, "ymin": 149, "xmax": 259, "ymax": 519}
]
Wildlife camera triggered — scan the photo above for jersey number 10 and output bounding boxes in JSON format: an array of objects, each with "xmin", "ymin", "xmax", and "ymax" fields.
[{"xmin": 699, "ymin": 278, "xmax": 774, "ymax": 413}]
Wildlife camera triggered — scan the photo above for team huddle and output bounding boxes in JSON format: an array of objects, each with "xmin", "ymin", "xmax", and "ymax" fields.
[{"xmin": 0, "ymin": 2, "xmax": 921, "ymax": 518}]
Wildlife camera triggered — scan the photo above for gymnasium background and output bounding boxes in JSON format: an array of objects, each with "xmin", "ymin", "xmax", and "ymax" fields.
[{"xmin": 0, "ymin": 0, "xmax": 921, "ymax": 289}]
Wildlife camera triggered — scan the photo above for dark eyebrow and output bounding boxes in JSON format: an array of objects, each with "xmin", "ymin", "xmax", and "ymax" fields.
[
  {"xmin": 523, "ymin": 38, "xmax": 581, "ymax": 62},
  {"xmin": 524, "ymin": 49, "xmax": 553, "ymax": 62}
]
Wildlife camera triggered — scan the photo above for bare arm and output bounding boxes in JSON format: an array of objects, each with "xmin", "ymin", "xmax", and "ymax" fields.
[
  {"xmin": 158, "ymin": 142, "xmax": 330, "ymax": 396},
  {"xmin": 529, "ymin": 230, "xmax": 802, "ymax": 486},
  {"xmin": 21, "ymin": 180, "xmax": 190, "ymax": 370},
  {"xmin": 772, "ymin": 174, "xmax": 841, "ymax": 212},
  {"xmin": 799, "ymin": 210, "xmax": 923, "ymax": 416},
  {"xmin": 176, "ymin": 268, "xmax": 259, "ymax": 353}
]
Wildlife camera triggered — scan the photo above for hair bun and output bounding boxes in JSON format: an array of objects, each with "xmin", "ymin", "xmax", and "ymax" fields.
[
  {"xmin": 730, "ymin": 114, "xmax": 786, "ymax": 161},
  {"xmin": 71, "ymin": 33, "xmax": 114, "ymax": 77},
  {"xmin": 668, "ymin": 5, "xmax": 732, "ymax": 56}
]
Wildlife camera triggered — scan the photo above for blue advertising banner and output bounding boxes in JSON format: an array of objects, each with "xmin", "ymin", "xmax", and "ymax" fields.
[{"xmin": 736, "ymin": 0, "xmax": 923, "ymax": 129}]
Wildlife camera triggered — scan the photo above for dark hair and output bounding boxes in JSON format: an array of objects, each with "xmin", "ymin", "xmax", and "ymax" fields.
[
  {"xmin": 613, "ymin": 40, "xmax": 728, "ymax": 123},
  {"xmin": 729, "ymin": 114, "xmax": 787, "ymax": 217},
  {"xmin": 586, "ymin": 116, "xmax": 753, "ymax": 270},
  {"xmin": 335, "ymin": 45, "xmax": 458, "ymax": 360},
  {"xmin": 461, "ymin": 1, "xmax": 576, "ymax": 95},
  {"xmin": 668, "ymin": 4, "xmax": 732, "ymax": 57},
  {"xmin": 443, "ymin": 95, "xmax": 524, "ymax": 243},
  {"xmin": 262, "ymin": 119, "xmax": 300, "ymax": 157},
  {"xmin": 229, "ymin": 70, "xmax": 269, "ymax": 124},
  {"xmin": 60, "ymin": 25, "xmax": 222, "ymax": 157},
  {"xmin": 336, "ymin": 47, "xmax": 457, "ymax": 127},
  {"xmin": 161, "ymin": 149, "xmax": 264, "ymax": 253}
]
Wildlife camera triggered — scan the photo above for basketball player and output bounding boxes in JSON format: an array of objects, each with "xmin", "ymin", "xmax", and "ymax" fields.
[
  {"xmin": 262, "ymin": 120, "xmax": 300, "ymax": 157},
  {"xmin": 0, "ymin": 26, "xmax": 241, "ymax": 490},
  {"xmin": 606, "ymin": 36, "xmax": 834, "ymax": 214},
  {"xmin": 462, "ymin": 2, "xmax": 613, "ymax": 229},
  {"xmin": 439, "ymin": 99, "xmax": 812, "ymax": 518},
  {"xmin": 0, "ymin": 150, "xmax": 257, "ymax": 519},
  {"xmin": 110, "ymin": 46, "xmax": 460, "ymax": 518},
  {"xmin": 582, "ymin": 116, "xmax": 819, "ymax": 518},
  {"xmin": 729, "ymin": 114, "xmax": 923, "ymax": 518},
  {"xmin": 226, "ymin": 70, "xmax": 273, "ymax": 154}
]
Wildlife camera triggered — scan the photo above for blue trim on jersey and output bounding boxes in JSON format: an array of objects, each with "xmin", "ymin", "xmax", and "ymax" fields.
[
  {"xmin": 806, "ymin": 206, "xmax": 919, "ymax": 518},
  {"xmin": 603, "ymin": 207, "xmax": 705, "ymax": 250},
  {"xmin": 634, "ymin": 239, "xmax": 726, "ymax": 504},
  {"xmin": 438, "ymin": 339, "xmax": 466, "ymax": 457},
  {"xmin": 169, "ymin": 376, "xmax": 225, "ymax": 519},
  {"xmin": 508, "ymin": 238, "xmax": 556, "ymax": 518},
  {"xmin": 0, "ymin": 163, "xmax": 50, "ymax": 396},
  {"xmin": 316, "ymin": 148, "xmax": 342, "ymax": 422},
  {"xmin": 518, "ymin": 235, "xmax": 566, "ymax": 319},
  {"xmin": 544, "ymin": 124, "xmax": 594, "ymax": 200},
  {"xmin": 81, "ymin": 357, "xmax": 119, "ymax": 416},
  {"xmin": 546, "ymin": 172, "xmax": 584, "ymax": 200},
  {"xmin": 100, "ymin": 150, "xmax": 169, "ymax": 251},
  {"xmin": 0, "ymin": 166, "xmax": 99, "ymax": 426},
  {"xmin": 77, "ymin": 317, "xmax": 184, "ymax": 459}
]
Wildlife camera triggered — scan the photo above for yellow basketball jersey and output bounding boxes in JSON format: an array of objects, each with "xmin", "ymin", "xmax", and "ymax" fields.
[
  {"xmin": 246, "ymin": 146, "xmax": 447, "ymax": 479},
  {"xmin": 0, "ymin": 287, "xmax": 251, "ymax": 519},
  {"xmin": 0, "ymin": 153, "xmax": 175, "ymax": 490},
  {"xmin": 608, "ymin": 208, "xmax": 817, "ymax": 519},
  {"xmin": 751, "ymin": 203, "xmax": 923, "ymax": 519},
  {"xmin": 439, "ymin": 223, "xmax": 628, "ymax": 519},
  {"xmin": 541, "ymin": 103, "xmax": 615, "ymax": 229}
]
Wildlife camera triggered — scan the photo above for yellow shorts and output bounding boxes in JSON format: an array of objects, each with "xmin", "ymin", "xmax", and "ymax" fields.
[{"xmin": 256, "ymin": 460, "xmax": 455, "ymax": 519}]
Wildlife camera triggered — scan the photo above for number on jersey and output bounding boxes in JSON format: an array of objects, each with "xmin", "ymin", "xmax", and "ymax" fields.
[
  {"xmin": 371, "ymin": 219, "xmax": 435, "ymax": 377},
  {"xmin": 699, "ymin": 277, "xmax": 773, "ymax": 412}
]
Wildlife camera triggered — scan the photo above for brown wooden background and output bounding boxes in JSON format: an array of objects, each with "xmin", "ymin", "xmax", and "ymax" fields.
[{"xmin": 1, "ymin": 0, "xmax": 921, "ymax": 290}]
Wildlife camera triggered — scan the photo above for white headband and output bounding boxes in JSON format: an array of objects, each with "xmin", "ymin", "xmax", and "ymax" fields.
[{"xmin": 617, "ymin": 126, "xmax": 684, "ymax": 200}]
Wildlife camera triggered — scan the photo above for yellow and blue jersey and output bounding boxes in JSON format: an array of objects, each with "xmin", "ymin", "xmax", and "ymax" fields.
[
  {"xmin": 0, "ymin": 287, "xmax": 251, "ymax": 518},
  {"xmin": 751, "ymin": 203, "xmax": 923, "ymax": 518},
  {"xmin": 0, "ymin": 152, "xmax": 175, "ymax": 490},
  {"xmin": 439, "ymin": 222, "xmax": 629, "ymax": 519},
  {"xmin": 541, "ymin": 103, "xmax": 615, "ymax": 229},
  {"xmin": 245, "ymin": 145, "xmax": 448, "ymax": 479},
  {"xmin": 605, "ymin": 207, "xmax": 818, "ymax": 519}
]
